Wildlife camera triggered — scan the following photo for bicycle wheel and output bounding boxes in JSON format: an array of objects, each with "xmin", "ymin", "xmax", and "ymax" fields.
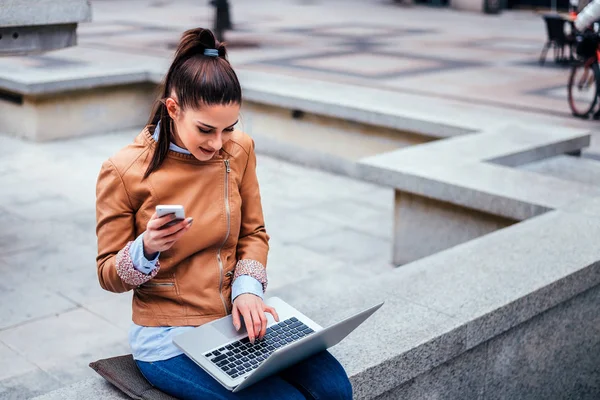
[{"xmin": 568, "ymin": 61, "xmax": 599, "ymax": 118}]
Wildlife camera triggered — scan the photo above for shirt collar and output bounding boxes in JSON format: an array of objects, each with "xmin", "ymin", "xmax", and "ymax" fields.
[{"xmin": 152, "ymin": 121, "xmax": 192, "ymax": 155}]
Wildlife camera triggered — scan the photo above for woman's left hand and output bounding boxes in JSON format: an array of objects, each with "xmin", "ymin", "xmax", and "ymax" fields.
[{"xmin": 232, "ymin": 294, "xmax": 279, "ymax": 344}]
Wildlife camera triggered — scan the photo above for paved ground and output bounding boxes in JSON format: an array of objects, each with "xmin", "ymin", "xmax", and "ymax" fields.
[
  {"xmin": 2, "ymin": 0, "xmax": 600, "ymax": 398},
  {"xmin": 0, "ymin": 0, "xmax": 595, "ymax": 121},
  {"xmin": 0, "ymin": 129, "xmax": 394, "ymax": 399}
]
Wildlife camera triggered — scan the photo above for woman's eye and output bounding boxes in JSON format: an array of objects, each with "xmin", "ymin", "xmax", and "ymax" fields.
[
  {"xmin": 224, "ymin": 127, "xmax": 235, "ymax": 133},
  {"xmin": 198, "ymin": 128, "xmax": 212, "ymax": 134}
]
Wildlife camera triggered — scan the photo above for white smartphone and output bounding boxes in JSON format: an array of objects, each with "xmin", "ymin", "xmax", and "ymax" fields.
[{"xmin": 155, "ymin": 205, "xmax": 185, "ymax": 229}]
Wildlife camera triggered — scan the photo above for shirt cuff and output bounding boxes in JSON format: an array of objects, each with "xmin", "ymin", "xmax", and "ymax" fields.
[
  {"xmin": 129, "ymin": 232, "xmax": 160, "ymax": 275},
  {"xmin": 233, "ymin": 259, "xmax": 268, "ymax": 292},
  {"xmin": 232, "ymin": 275, "xmax": 264, "ymax": 302}
]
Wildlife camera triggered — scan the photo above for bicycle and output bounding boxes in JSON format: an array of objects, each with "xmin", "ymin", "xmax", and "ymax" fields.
[{"xmin": 568, "ymin": 30, "xmax": 600, "ymax": 118}]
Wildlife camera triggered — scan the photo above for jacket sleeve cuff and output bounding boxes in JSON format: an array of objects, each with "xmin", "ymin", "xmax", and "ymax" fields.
[
  {"xmin": 231, "ymin": 275, "xmax": 264, "ymax": 301},
  {"xmin": 233, "ymin": 259, "xmax": 268, "ymax": 293},
  {"xmin": 129, "ymin": 233, "xmax": 160, "ymax": 275},
  {"xmin": 116, "ymin": 241, "xmax": 160, "ymax": 286}
]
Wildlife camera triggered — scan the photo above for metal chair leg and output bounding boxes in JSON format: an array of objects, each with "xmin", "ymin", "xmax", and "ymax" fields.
[{"xmin": 539, "ymin": 43, "xmax": 550, "ymax": 65}]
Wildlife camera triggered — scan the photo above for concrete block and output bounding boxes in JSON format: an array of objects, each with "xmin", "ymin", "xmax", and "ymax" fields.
[
  {"xmin": 377, "ymin": 210, "xmax": 600, "ymax": 349},
  {"xmin": 393, "ymin": 191, "xmax": 514, "ymax": 265},
  {"xmin": 237, "ymin": 70, "xmax": 473, "ymax": 139},
  {"xmin": 0, "ymin": 24, "xmax": 78, "ymax": 56},
  {"xmin": 360, "ymin": 157, "xmax": 600, "ymax": 221},
  {"xmin": 370, "ymin": 280, "xmax": 600, "ymax": 400},
  {"xmin": 358, "ymin": 125, "xmax": 596, "ymax": 224},
  {"xmin": 374, "ymin": 343, "xmax": 487, "ymax": 400},
  {"xmin": 241, "ymin": 105, "xmax": 433, "ymax": 183},
  {"xmin": 0, "ymin": 0, "xmax": 92, "ymax": 27},
  {"xmin": 0, "ymin": 83, "xmax": 155, "ymax": 141},
  {"xmin": 269, "ymin": 207, "xmax": 600, "ymax": 398},
  {"xmin": 253, "ymin": 131, "xmax": 360, "ymax": 183},
  {"xmin": 484, "ymin": 284, "xmax": 600, "ymax": 400},
  {"xmin": 267, "ymin": 273, "xmax": 467, "ymax": 399},
  {"xmin": 0, "ymin": 0, "xmax": 91, "ymax": 54},
  {"xmin": 0, "ymin": 69, "xmax": 152, "ymax": 97},
  {"xmin": 360, "ymin": 125, "xmax": 590, "ymax": 170}
]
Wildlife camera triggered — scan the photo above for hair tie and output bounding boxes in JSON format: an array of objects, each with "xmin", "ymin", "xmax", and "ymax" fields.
[{"xmin": 204, "ymin": 48, "xmax": 219, "ymax": 57}]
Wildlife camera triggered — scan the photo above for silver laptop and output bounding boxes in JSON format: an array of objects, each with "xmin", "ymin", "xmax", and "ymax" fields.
[{"xmin": 173, "ymin": 296, "xmax": 383, "ymax": 393}]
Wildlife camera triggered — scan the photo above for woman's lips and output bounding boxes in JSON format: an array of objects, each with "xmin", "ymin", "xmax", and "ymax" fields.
[{"xmin": 199, "ymin": 147, "xmax": 215, "ymax": 155}]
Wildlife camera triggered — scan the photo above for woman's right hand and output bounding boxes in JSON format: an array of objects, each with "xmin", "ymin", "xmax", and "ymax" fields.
[{"xmin": 142, "ymin": 212, "xmax": 193, "ymax": 258}]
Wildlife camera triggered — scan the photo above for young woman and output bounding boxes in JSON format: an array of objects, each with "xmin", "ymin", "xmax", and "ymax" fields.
[{"xmin": 95, "ymin": 28, "xmax": 353, "ymax": 400}]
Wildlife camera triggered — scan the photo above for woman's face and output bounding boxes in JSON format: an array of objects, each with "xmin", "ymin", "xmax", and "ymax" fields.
[{"xmin": 167, "ymin": 97, "xmax": 240, "ymax": 161}]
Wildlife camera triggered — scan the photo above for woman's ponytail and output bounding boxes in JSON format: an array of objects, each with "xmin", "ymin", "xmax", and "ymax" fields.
[{"xmin": 143, "ymin": 27, "xmax": 241, "ymax": 178}]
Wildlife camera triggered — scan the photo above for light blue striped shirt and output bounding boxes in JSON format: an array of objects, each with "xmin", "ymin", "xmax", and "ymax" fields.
[{"xmin": 127, "ymin": 122, "xmax": 264, "ymax": 362}]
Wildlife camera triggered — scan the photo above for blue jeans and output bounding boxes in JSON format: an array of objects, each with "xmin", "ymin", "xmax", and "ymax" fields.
[{"xmin": 136, "ymin": 350, "xmax": 353, "ymax": 400}]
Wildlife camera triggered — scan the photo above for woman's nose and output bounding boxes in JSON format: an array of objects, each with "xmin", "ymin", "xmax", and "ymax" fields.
[{"xmin": 209, "ymin": 134, "xmax": 222, "ymax": 150}]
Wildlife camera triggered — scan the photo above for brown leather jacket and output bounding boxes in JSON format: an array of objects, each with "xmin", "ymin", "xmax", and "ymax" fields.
[{"xmin": 95, "ymin": 126, "xmax": 269, "ymax": 327}]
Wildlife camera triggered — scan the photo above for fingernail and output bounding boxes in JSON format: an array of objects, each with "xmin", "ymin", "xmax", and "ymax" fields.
[
  {"xmin": 187, "ymin": 217, "xmax": 193, "ymax": 226},
  {"xmin": 234, "ymin": 323, "xmax": 240, "ymax": 331}
]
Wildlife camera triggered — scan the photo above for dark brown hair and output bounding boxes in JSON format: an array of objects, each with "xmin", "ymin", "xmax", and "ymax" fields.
[{"xmin": 144, "ymin": 28, "xmax": 242, "ymax": 178}]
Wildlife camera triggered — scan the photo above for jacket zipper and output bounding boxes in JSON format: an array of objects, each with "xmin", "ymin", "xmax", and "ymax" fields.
[{"xmin": 217, "ymin": 159, "xmax": 231, "ymax": 315}]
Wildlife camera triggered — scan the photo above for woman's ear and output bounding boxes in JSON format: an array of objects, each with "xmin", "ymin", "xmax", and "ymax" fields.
[{"xmin": 165, "ymin": 97, "xmax": 180, "ymax": 120}]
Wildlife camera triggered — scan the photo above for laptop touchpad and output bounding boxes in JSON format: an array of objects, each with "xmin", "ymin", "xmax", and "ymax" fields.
[{"xmin": 211, "ymin": 316, "xmax": 245, "ymax": 339}]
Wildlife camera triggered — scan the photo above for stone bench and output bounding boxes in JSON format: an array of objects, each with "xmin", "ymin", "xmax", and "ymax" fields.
[
  {"xmin": 0, "ymin": 64, "xmax": 477, "ymax": 142},
  {"xmin": 34, "ymin": 195, "xmax": 600, "ymax": 399},
  {"xmin": 1, "ymin": 63, "xmax": 591, "ymax": 146},
  {"xmin": 0, "ymin": 0, "xmax": 92, "ymax": 55},
  {"xmin": 272, "ymin": 199, "xmax": 600, "ymax": 399},
  {"xmin": 357, "ymin": 124, "xmax": 599, "ymax": 265}
]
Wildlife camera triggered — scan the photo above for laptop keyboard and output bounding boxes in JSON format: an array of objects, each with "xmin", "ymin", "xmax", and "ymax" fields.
[{"xmin": 204, "ymin": 317, "xmax": 315, "ymax": 379}]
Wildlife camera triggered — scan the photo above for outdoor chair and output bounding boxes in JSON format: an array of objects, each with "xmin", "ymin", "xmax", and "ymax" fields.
[{"xmin": 540, "ymin": 14, "xmax": 576, "ymax": 65}]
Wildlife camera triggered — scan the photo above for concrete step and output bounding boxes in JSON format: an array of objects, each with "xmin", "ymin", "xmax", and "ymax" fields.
[{"xmin": 241, "ymin": 101, "xmax": 433, "ymax": 176}]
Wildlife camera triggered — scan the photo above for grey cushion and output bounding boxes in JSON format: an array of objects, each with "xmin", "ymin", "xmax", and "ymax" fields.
[{"xmin": 89, "ymin": 354, "xmax": 178, "ymax": 400}]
